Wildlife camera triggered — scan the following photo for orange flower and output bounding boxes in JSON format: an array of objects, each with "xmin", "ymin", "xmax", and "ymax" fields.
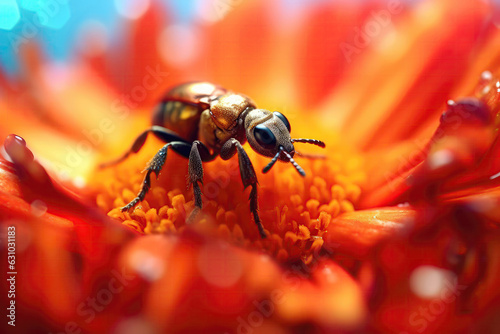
[{"xmin": 1, "ymin": 0, "xmax": 500, "ymax": 333}]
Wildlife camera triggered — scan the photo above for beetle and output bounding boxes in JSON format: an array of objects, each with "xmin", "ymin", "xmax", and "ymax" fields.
[{"xmin": 101, "ymin": 82, "xmax": 325, "ymax": 238}]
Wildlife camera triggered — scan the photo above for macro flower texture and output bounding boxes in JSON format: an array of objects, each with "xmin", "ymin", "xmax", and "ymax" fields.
[{"xmin": 1, "ymin": 0, "xmax": 500, "ymax": 333}]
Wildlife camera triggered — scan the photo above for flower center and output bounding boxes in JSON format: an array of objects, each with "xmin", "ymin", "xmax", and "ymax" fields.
[{"xmin": 94, "ymin": 136, "xmax": 365, "ymax": 265}]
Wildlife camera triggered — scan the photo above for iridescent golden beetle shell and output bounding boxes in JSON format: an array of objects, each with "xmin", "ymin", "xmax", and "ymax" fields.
[{"xmin": 209, "ymin": 94, "xmax": 256, "ymax": 130}]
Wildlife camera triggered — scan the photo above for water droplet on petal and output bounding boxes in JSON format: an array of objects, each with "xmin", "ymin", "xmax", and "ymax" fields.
[
  {"xmin": 5, "ymin": 134, "xmax": 26, "ymax": 147},
  {"xmin": 441, "ymin": 98, "xmax": 491, "ymax": 126},
  {"xmin": 3, "ymin": 134, "xmax": 34, "ymax": 163}
]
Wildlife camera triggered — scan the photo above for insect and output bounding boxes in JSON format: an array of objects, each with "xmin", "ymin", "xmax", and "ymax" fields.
[{"xmin": 101, "ymin": 82, "xmax": 325, "ymax": 238}]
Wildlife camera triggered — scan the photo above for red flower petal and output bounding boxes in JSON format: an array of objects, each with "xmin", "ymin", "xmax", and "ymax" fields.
[{"xmin": 323, "ymin": 206, "xmax": 415, "ymax": 259}]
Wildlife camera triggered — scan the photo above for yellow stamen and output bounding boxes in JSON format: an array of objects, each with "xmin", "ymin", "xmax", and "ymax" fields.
[{"xmin": 94, "ymin": 135, "xmax": 365, "ymax": 265}]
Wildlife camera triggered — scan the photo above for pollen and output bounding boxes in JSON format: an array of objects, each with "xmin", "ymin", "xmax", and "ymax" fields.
[{"xmin": 94, "ymin": 135, "xmax": 365, "ymax": 265}]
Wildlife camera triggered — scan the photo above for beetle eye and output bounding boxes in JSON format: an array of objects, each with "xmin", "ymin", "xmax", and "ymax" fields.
[
  {"xmin": 274, "ymin": 112, "xmax": 291, "ymax": 132},
  {"xmin": 254, "ymin": 124, "xmax": 276, "ymax": 148}
]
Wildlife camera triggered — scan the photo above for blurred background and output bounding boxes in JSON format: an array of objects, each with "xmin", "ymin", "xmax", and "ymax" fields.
[
  {"xmin": 0, "ymin": 0, "xmax": 337, "ymax": 99},
  {"xmin": 0, "ymin": 0, "xmax": 205, "ymax": 73}
]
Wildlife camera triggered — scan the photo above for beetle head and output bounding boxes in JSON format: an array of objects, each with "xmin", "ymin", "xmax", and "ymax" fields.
[
  {"xmin": 245, "ymin": 109, "xmax": 326, "ymax": 176},
  {"xmin": 245, "ymin": 109, "xmax": 294, "ymax": 157},
  {"xmin": 245, "ymin": 109, "xmax": 308, "ymax": 176}
]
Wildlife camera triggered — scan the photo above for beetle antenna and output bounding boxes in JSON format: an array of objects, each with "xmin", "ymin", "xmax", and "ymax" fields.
[
  {"xmin": 282, "ymin": 150, "xmax": 306, "ymax": 177},
  {"xmin": 262, "ymin": 147, "xmax": 282, "ymax": 174},
  {"xmin": 295, "ymin": 151, "xmax": 326, "ymax": 160},
  {"xmin": 291, "ymin": 138, "xmax": 326, "ymax": 148}
]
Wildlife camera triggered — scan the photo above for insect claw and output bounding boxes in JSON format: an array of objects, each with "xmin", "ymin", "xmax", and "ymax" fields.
[{"xmin": 120, "ymin": 205, "xmax": 131, "ymax": 212}]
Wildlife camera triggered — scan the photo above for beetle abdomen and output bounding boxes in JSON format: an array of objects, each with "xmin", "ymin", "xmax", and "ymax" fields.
[
  {"xmin": 152, "ymin": 100, "xmax": 201, "ymax": 142},
  {"xmin": 152, "ymin": 82, "xmax": 228, "ymax": 142}
]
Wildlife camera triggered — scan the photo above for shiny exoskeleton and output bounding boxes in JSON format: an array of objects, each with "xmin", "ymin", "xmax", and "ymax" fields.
[{"xmin": 101, "ymin": 82, "xmax": 325, "ymax": 238}]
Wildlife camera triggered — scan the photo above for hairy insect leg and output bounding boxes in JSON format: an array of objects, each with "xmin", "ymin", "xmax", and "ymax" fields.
[
  {"xmin": 187, "ymin": 141, "xmax": 217, "ymax": 223},
  {"xmin": 99, "ymin": 125, "xmax": 187, "ymax": 168},
  {"xmin": 121, "ymin": 141, "xmax": 191, "ymax": 212},
  {"xmin": 220, "ymin": 139, "xmax": 267, "ymax": 238}
]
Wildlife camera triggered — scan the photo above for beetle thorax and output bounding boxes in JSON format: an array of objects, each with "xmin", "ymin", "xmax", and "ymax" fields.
[{"xmin": 209, "ymin": 94, "xmax": 256, "ymax": 130}]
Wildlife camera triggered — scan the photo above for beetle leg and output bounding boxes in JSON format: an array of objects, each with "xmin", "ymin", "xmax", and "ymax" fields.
[
  {"xmin": 99, "ymin": 125, "xmax": 188, "ymax": 168},
  {"xmin": 187, "ymin": 141, "xmax": 217, "ymax": 223},
  {"xmin": 121, "ymin": 141, "xmax": 191, "ymax": 212},
  {"xmin": 220, "ymin": 139, "xmax": 267, "ymax": 238}
]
